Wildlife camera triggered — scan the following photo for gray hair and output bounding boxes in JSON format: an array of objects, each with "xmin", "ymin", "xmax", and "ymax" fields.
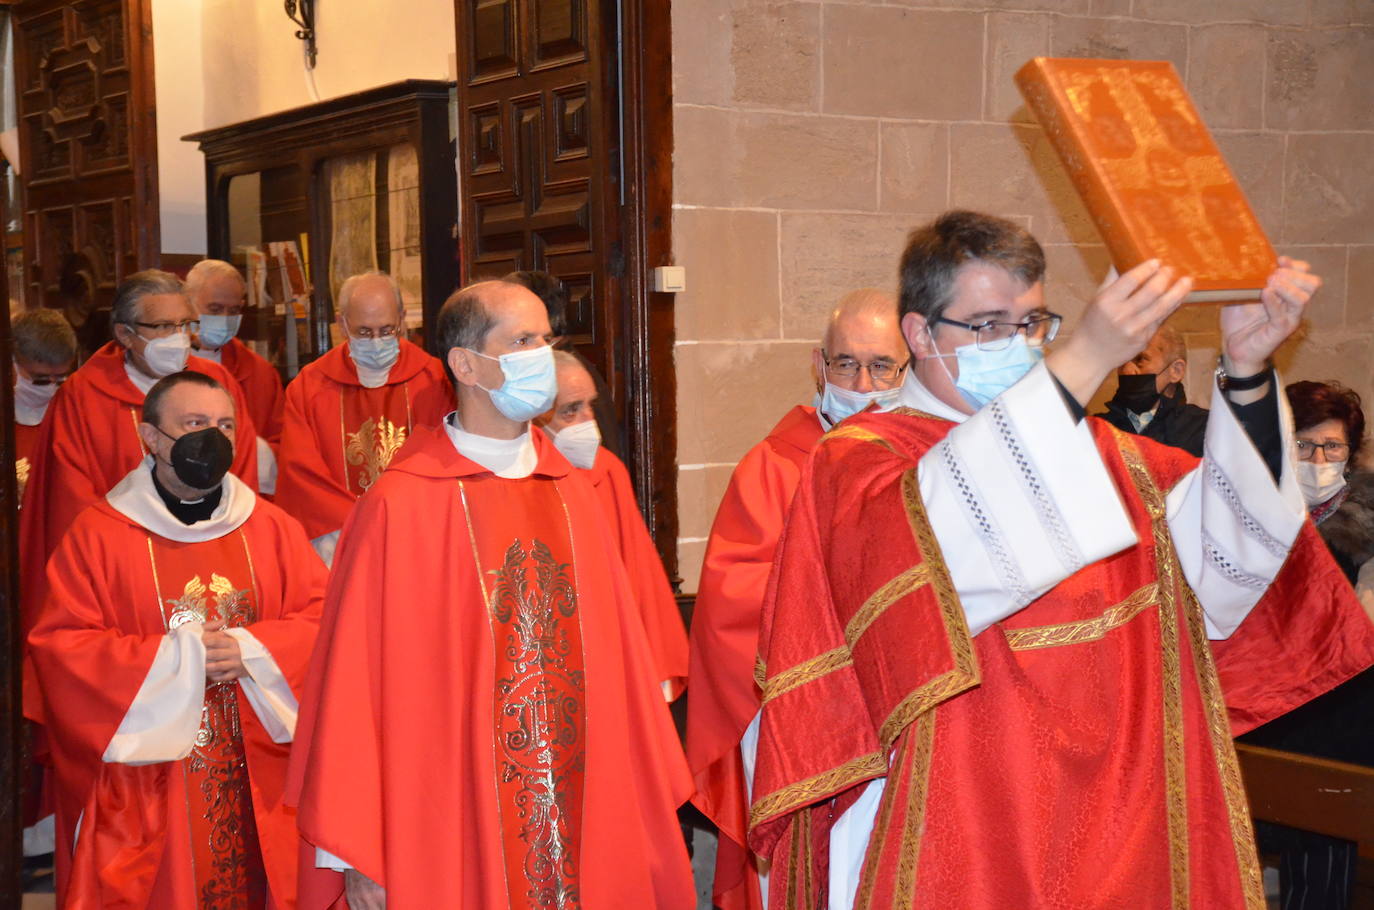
[
  {"xmin": 13, "ymin": 308, "xmax": 78, "ymax": 365},
  {"xmin": 337, "ymin": 270, "xmax": 404, "ymax": 321},
  {"xmin": 110, "ymin": 269, "xmax": 187, "ymax": 329},
  {"xmin": 436, "ymin": 281, "xmax": 508, "ymax": 355},
  {"xmin": 898, "ymin": 211, "xmax": 1045, "ymax": 323},
  {"xmin": 184, "ymin": 259, "xmax": 244, "ymax": 296}
]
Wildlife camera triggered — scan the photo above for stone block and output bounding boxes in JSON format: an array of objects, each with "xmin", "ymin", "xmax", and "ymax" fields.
[
  {"xmin": 1130, "ymin": 0, "xmax": 1307, "ymax": 25},
  {"xmin": 1050, "ymin": 16, "xmax": 1188, "ymax": 76},
  {"xmin": 779, "ymin": 212, "xmax": 915, "ymax": 339},
  {"xmin": 676, "ymin": 464, "xmax": 738, "ymax": 541},
  {"xmin": 1283, "ymin": 245, "xmax": 1349, "ymax": 332},
  {"xmin": 948, "ymin": 122, "xmax": 1100, "ymax": 245},
  {"xmin": 986, "ymin": 12, "xmax": 1054, "ymax": 124},
  {"xmin": 678, "ymin": 539, "xmax": 709, "ymax": 596},
  {"xmin": 880, "ymin": 122, "xmax": 950, "ymax": 214},
  {"xmin": 1187, "ymin": 25, "xmax": 1267, "ymax": 130},
  {"xmin": 822, "ymin": 6, "xmax": 983, "ymax": 119},
  {"xmin": 885, "ymin": 0, "xmax": 1093, "ymax": 10},
  {"xmin": 1211, "ymin": 131, "xmax": 1286, "ymax": 241},
  {"xmin": 673, "ymin": 208, "xmax": 782, "ymax": 342},
  {"xmin": 1283, "ymin": 133, "xmax": 1374, "ymax": 245},
  {"xmin": 675, "ymin": 340, "xmax": 816, "ymax": 464},
  {"xmin": 672, "ymin": 0, "xmax": 733, "ymax": 106},
  {"xmin": 731, "ymin": 2, "xmax": 822, "ymax": 111},
  {"xmin": 1266, "ymin": 28, "xmax": 1374, "ymax": 131},
  {"xmin": 673, "ymin": 106, "xmax": 879, "ymax": 210},
  {"xmin": 1309, "ymin": 0, "xmax": 1374, "ymax": 26},
  {"xmin": 1043, "ymin": 243, "xmax": 1111, "ymax": 328},
  {"xmin": 1274, "ymin": 330, "xmax": 1374, "ymax": 410},
  {"xmin": 1348, "ymin": 246, "xmax": 1374, "ymax": 329}
]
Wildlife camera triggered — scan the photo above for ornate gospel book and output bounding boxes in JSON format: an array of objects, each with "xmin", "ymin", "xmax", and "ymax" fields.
[{"xmin": 1015, "ymin": 57, "xmax": 1276, "ymax": 303}]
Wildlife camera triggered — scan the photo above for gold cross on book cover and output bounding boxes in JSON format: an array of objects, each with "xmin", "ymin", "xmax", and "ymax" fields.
[{"xmin": 1016, "ymin": 57, "xmax": 1276, "ymax": 304}]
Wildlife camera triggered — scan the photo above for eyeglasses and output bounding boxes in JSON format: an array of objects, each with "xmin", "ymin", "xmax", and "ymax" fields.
[
  {"xmin": 27, "ymin": 374, "xmax": 68, "ymax": 386},
  {"xmin": 132, "ymin": 319, "xmax": 199, "ymax": 338},
  {"xmin": 1294, "ymin": 440, "xmax": 1350, "ymax": 461},
  {"xmin": 822, "ymin": 354, "xmax": 909, "ymax": 383},
  {"xmin": 933, "ymin": 312, "xmax": 1062, "ymax": 352},
  {"xmin": 349, "ymin": 325, "xmax": 401, "ymax": 340}
]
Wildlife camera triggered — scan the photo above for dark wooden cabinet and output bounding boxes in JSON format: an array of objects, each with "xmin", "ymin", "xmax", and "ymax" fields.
[{"xmin": 183, "ymin": 80, "xmax": 459, "ymax": 376}]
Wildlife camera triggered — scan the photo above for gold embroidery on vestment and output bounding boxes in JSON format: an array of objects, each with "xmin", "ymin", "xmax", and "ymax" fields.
[
  {"xmin": 845, "ymin": 563, "xmax": 932, "ymax": 647},
  {"xmin": 821, "ymin": 424, "xmax": 897, "ymax": 452},
  {"xmin": 749, "ymin": 750, "xmax": 887, "ymax": 830},
  {"xmin": 761, "ymin": 646, "xmax": 853, "ymax": 705},
  {"xmin": 1003, "ymin": 582, "xmax": 1160, "ymax": 651},
  {"xmin": 16, "ymin": 456, "xmax": 30, "ymax": 501},
  {"xmin": 345, "ymin": 416, "xmax": 408, "ymax": 490}
]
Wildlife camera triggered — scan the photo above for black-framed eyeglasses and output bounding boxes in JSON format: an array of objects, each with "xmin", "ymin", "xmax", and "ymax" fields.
[
  {"xmin": 27, "ymin": 374, "xmax": 69, "ymax": 386},
  {"xmin": 822, "ymin": 353, "xmax": 909, "ymax": 383},
  {"xmin": 132, "ymin": 319, "xmax": 199, "ymax": 337},
  {"xmin": 933, "ymin": 312, "xmax": 1062, "ymax": 352},
  {"xmin": 1294, "ymin": 440, "xmax": 1350, "ymax": 461}
]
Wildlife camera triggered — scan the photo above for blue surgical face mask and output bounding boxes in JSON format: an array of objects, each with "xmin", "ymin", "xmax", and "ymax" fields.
[
  {"xmin": 931, "ymin": 329, "xmax": 1044, "ymax": 411},
  {"xmin": 815, "ymin": 380, "xmax": 902, "ymax": 427},
  {"xmin": 197, "ymin": 314, "xmax": 242, "ymax": 350},
  {"xmin": 350, "ymin": 335, "xmax": 401, "ymax": 372},
  {"xmin": 468, "ymin": 344, "xmax": 557, "ymax": 422}
]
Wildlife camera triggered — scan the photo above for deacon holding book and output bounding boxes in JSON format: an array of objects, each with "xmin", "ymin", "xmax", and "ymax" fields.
[{"xmin": 749, "ymin": 211, "xmax": 1374, "ymax": 908}]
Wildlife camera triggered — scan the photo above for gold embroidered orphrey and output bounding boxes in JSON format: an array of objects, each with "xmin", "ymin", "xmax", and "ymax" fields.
[
  {"xmin": 489, "ymin": 537, "xmax": 585, "ymax": 910},
  {"xmin": 345, "ymin": 415, "xmax": 408, "ymax": 491},
  {"xmin": 16, "ymin": 456, "xmax": 31, "ymax": 502}
]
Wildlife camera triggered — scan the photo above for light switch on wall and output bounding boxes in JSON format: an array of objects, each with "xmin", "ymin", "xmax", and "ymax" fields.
[{"xmin": 651, "ymin": 266, "xmax": 687, "ymax": 293}]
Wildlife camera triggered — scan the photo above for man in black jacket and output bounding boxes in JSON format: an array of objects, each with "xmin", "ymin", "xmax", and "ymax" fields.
[{"xmin": 1098, "ymin": 322, "xmax": 1208, "ymax": 456}]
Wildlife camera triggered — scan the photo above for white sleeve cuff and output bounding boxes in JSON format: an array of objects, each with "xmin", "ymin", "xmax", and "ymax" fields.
[
  {"xmin": 224, "ymin": 627, "xmax": 297, "ymax": 743},
  {"xmin": 103, "ymin": 624, "xmax": 206, "ymax": 765},
  {"xmin": 311, "ymin": 530, "xmax": 341, "ymax": 567},
  {"xmin": 919, "ymin": 361, "xmax": 1137, "ymax": 634},
  {"xmin": 316, "ymin": 846, "xmax": 352, "ymax": 871},
  {"xmin": 1165, "ymin": 372, "xmax": 1306, "ymax": 639},
  {"xmin": 255, "ymin": 436, "xmax": 278, "ymax": 496}
]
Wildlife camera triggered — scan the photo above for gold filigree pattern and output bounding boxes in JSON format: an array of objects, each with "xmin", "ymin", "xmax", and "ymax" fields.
[
  {"xmin": 165, "ymin": 575, "xmax": 210, "ymax": 630},
  {"xmin": 16, "ymin": 456, "xmax": 30, "ymax": 502},
  {"xmin": 761, "ymin": 646, "xmax": 853, "ymax": 706},
  {"xmin": 1003, "ymin": 583, "xmax": 1160, "ymax": 651},
  {"xmin": 844, "ymin": 563, "xmax": 932, "ymax": 647},
  {"xmin": 820, "ymin": 424, "xmax": 897, "ymax": 452},
  {"xmin": 345, "ymin": 416, "xmax": 408, "ymax": 491},
  {"xmin": 855, "ymin": 710, "xmax": 938, "ymax": 910},
  {"xmin": 749, "ymin": 750, "xmax": 887, "ymax": 830}
]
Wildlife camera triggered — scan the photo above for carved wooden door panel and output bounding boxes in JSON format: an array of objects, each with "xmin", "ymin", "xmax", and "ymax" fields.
[
  {"xmin": 13, "ymin": 0, "xmax": 158, "ymax": 351},
  {"xmin": 455, "ymin": 0, "xmax": 621, "ymax": 402}
]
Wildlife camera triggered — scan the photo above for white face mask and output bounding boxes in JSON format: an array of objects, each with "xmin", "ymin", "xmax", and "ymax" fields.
[
  {"xmin": 140, "ymin": 333, "xmax": 191, "ymax": 377},
  {"xmin": 1297, "ymin": 459, "xmax": 1347, "ymax": 507},
  {"xmin": 548, "ymin": 419, "xmax": 601, "ymax": 469},
  {"xmin": 14, "ymin": 371, "xmax": 59, "ymax": 421}
]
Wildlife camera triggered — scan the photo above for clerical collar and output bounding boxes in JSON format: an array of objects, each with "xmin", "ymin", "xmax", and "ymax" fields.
[
  {"xmin": 444, "ymin": 412, "xmax": 538, "ymax": 479},
  {"xmin": 897, "ymin": 370, "xmax": 970, "ymax": 423},
  {"xmin": 106, "ymin": 455, "xmax": 255, "ymax": 543},
  {"xmin": 193, "ymin": 345, "xmax": 223, "ymax": 364},
  {"xmin": 123, "ymin": 358, "xmax": 159, "ymax": 395},
  {"xmin": 150, "ymin": 465, "xmax": 223, "ymax": 524}
]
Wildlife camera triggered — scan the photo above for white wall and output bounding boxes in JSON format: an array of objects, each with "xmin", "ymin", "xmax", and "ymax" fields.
[{"xmin": 152, "ymin": 0, "xmax": 457, "ymax": 256}]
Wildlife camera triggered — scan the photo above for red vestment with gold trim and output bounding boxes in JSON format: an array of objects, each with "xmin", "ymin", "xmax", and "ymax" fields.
[
  {"xmin": 274, "ymin": 340, "xmax": 453, "ymax": 540},
  {"xmin": 28, "ymin": 495, "xmax": 324, "ymax": 909},
  {"xmin": 687, "ymin": 404, "xmax": 824, "ymax": 910},
  {"xmin": 750, "ymin": 410, "xmax": 1374, "ymax": 909},
  {"xmin": 288, "ymin": 425, "xmax": 694, "ymax": 909}
]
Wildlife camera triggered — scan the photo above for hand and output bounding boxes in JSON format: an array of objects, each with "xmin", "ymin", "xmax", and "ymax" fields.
[
  {"xmin": 1045, "ymin": 259, "xmax": 1193, "ymax": 407},
  {"xmin": 202, "ymin": 621, "xmax": 247, "ymax": 683},
  {"xmin": 345, "ymin": 870, "xmax": 387, "ymax": 910},
  {"xmin": 1220, "ymin": 256, "xmax": 1320, "ymax": 377}
]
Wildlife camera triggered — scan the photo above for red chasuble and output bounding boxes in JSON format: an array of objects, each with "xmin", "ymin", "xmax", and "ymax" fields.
[
  {"xmin": 686, "ymin": 404, "xmax": 823, "ymax": 910},
  {"xmin": 583, "ymin": 446, "xmax": 689, "ymax": 698},
  {"xmin": 28, "ymin": 491, "xmax": 324, "ymax": 909},
  {"xmin": 217, "ymin": 338, "xmax": 285, "ymax": 445},
  {"xmin": 288, "ymin": 426, "xmax": 694, "ymax": 910},
  {"xmin": 274, "ymin": 339, "xmax": 453, "ymax": 540},
  {"xmin": 19, "ymin": 343, "xmax": 259, "ymax": 640},
  {"xmin": 750, "ymin": 410, "xmax": 1374, "ymax": 910}
]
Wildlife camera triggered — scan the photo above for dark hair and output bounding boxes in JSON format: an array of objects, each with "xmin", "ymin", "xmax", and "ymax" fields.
[
  {"xmin": 503, "ymin": 270, "xmax": 568, "ymax": 337},
  {"xmin": 1286, "ymin": 380, "xmax": 1365, "ymax": 464},
  {"xmin": 111, "ymin": 269, "xmax": 186, "ymax": 329},
  {"xmin": 436, "ymin": 281, "xmax": 504, "ymax": 359},
  {"xmin": 898, "ymin": 210, "xmax": 1046, "ymax": 322},
  {"xmin": 13, "ymin": 308, "xmax": 78, "ymax": 365},
  {"xmin": 142, "ymin": 371, "xmax": 230, "ymax": 427}
]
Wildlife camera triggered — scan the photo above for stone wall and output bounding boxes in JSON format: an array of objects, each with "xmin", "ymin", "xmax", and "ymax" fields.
[{"xmin": 671, "ymin": 0, "xmax": 1374, "ymax": 591}]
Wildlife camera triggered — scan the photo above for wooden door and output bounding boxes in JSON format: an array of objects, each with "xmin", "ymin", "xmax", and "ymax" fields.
[
  {"xmin": 455, "ymin": 0, "xmax": 680, "ymax": 578},
  {"xmin": 13, "ymin": 0, "xmax": 158, "ymax": 352}
]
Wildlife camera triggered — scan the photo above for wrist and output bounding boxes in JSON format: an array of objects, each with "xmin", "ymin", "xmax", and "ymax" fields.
[{"xmin": 1219, "ymin": 353, "xmax": 1268, "ymax": 381}]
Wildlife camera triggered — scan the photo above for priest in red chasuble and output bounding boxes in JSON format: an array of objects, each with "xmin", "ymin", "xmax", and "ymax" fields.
[
  {"xmin": 540, "ymin": 349, "xmax": 689, "ymax": 700},
  {"xmin": 687, "ymin": 289, "xmax": 907, "ymax": 910},
  {"xmin": 12, "ymin": 308, "xmax": 77, "ymax": 508},
  {"xmin": 188, "ymin": 259, "xmax": 286, "ymax": 494},
  {"xmin": 28, "ymin": 371, "xmax": 325, "ymax": 909},
  {"xmin": 274, "ymin": 270, "xmax": 453, "ymax": 565},
  {"xmin": 289, "ymin": 280, "xmax": 694, "ymax": 910},
  {"xmin": 749, "ymin": 211, "xmax": 1374, "ymax": 909},
  {"xmin": 20, "ymin": 270, "xmax": 260, "ymax": 646}
]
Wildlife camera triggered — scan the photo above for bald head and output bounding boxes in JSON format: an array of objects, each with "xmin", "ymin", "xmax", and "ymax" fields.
[
  {"xmin": 814, "ymin": 288, "xmax": 909, "ymax": 394},
  {"xmin": 337, "ymin": 271, "xmax": 405, "ymax": 337}
]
